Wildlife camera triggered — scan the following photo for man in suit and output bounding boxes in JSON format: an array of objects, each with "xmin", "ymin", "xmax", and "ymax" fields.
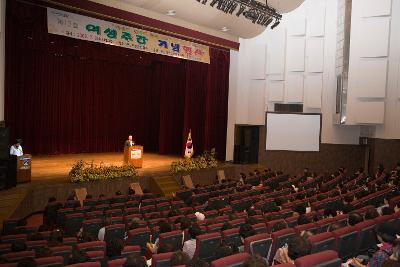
[{"xmin": 124, "ymin": 135, "xmax": 135, "ymax": 147}]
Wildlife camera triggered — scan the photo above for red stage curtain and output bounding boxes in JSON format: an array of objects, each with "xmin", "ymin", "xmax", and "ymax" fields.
[{"xmin": 5, "ymin": 0, "xmax": 229, "ymax": 159}]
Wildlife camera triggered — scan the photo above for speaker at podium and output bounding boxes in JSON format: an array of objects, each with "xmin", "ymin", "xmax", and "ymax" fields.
[{"xmin": 124, "ymin": 145, "xmax": 143, "ymax": 168}]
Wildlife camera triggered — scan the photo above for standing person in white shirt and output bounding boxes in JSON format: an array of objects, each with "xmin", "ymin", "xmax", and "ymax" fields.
[{"xmin": 10, "ymin": 139, "xmax": 23, "ymax": 156}]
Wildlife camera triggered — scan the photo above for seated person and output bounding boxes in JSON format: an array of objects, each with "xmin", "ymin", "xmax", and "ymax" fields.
[
  {"xmin": 170, "ymin": 251, "xmax": 191, "ymax": 266},
  {"xmin": 382, "ymin": 240, "xmax": 400, "ymax": 267},
  {"xmin": 243, "ymin": 255, "xmax": 268, "ymax": 267},
  {"xmin": 351, "ymin": 222, "xmax": 397, "ymax": 267},
  {"xmin": 183, "ymin": 225, "xmax": 202, "ymax": 259},
  {"xmin": 106, "ymin": 237, "xmax": 124, "ymax": 259},
  {"xmin": 365, "ymin": 208, "xmax": 380, "ymax": 220},
  {"xmin": 238, "ymin": 224, "xmax": 256, "ymax": 252},
  {"xmin": 146, "ymin": 220, "xmax": 172, "ymax": 254},
  {"xmin": 124, "ymin": 254, "xmax": 148, "ymax": 267},
  {"xmin": 274, "ymin": 236, "xmax": 311, "ymax": 264},
  {"xmin": 348, "ymin": 213, "xmax": 363, "ymax": 226}
]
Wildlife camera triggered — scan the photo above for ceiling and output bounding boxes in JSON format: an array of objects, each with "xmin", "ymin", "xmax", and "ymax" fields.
[{"xmin": 92, "ymin": 0, "xmax": 305, "ymax": 40}]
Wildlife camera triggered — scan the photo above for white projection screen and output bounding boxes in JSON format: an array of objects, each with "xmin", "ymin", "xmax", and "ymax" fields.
[{"xmin": 266, "ymin": 113, "xmax": 321, "ymax": 151}]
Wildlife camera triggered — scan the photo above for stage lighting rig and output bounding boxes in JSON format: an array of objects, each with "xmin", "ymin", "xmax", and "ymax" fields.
[{"xmin": 196, "ymin": 0, "xmax": 282, "ymax": 29}]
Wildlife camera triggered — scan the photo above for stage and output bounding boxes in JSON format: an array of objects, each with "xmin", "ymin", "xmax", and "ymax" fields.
[{"xmin": 31, "ymin": 152, "xmax": 181, "ymax": 184}]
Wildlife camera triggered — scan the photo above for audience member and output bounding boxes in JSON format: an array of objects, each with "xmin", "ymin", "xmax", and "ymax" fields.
[
  {"xmin": 246, "ymin": 217, "xmax": 258, "ymax": 225},
  {"xmin": 382, "ymin": 207, "xmax": 395, "ymax": 216},
  {"xmin": 351, "ymin": 222, "xmax": 397, "ymax": 267},
  {"xmin": 382, "ymin": 240, "xmax": 400, "ymax": 267},
  {"xmin": 124, "ymin": 254, "xmax": 147, "ymax": 267},
  {"xmin": 328, "ymin": 222, "xmax": 343, "ymax": 232},
  {"xmin": 243, "ymin": 255, "xmax": 268, "ymax": 267},
  {"xmin": 183, "ymin": 225, "xmax": 202, "ymax": 259},
  {"xmin": 365, "ymin": 208, "xmax": 380, "ymax": 220},
  {"xmin": 274, "ymin": 236, "xmax": 311, "ymax": 264},
  {"xmin": 221, "ymin": 222, "xmax": 232, "ymax": 231},
  {"xmin": 43, "ymin": 197, "xmax": 61, "ymax": 227},
  {"xmin": 170, "ymin": 251, "xmax": 191, "ymax": 266},
  {"xmin": 341, "ymin": 194, "xmax": 355, "ymax": 214},
  {"xmin": 348, "ymin": 213, "xmax": 364, "ymax": 226},
  {"xmin": 98, "ymin": 217, "xmax": 113, "ymax": 241},
  {"xmin": 215, "ymin": 245, "xmax": 233, "ymax": 260},
  {"xmin": 104, "ymin": 237, "xmax": 124, "ymax": 263},
  {"xmin": 273, "ymin": 221, "xmax": 287, "ymax": 232},
  {"xmin": 69, "ymin": 249, "xmax": 89, "ymax": 264},
  {"xmin": 238, "ymin": 224, "xmax": 256, "ymax": 252},
  {"xmin": 147, "ymin": 220, "xmax": 172, "ymax": 254},
  {"xmin": 48, "ymin": 229, "xmax": 63, "ymax": 247},
  {"xmin": 297, "ymin": 214, "xmax": 311, "ymax": 225},
  {"xmin": 323, "ymin": 207, "xmax": 337, "ymax": 218},
  {"xmin": 293, "ymin": 205, "xmax": 306, "ymax": 216}
]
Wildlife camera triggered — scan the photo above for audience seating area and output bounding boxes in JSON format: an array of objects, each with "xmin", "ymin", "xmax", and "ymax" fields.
[{"xmin": 0, "ymin": 167, "xmax": 399, "ymax": 267}]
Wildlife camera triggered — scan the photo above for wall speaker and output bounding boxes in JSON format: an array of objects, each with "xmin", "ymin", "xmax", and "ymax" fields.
[{"xmin": 0, "ymin": 127, "xmax": 10, "ymax": 160}]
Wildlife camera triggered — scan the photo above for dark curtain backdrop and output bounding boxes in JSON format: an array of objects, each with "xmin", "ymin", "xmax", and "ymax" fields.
[{"xmin": 5, "ymin": 0, "xmax": 230, "ymax": 159}]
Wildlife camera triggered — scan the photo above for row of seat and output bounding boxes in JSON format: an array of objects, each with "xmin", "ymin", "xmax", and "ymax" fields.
[{"xmin": 0, "ymin": 250, "xmax": 342, "ymax": 267}]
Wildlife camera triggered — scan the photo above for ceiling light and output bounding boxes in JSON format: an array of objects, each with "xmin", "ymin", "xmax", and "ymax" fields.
[
  {"xmin": 221, "ymin": 27, "xmax": 230, "ymax": 32},
  {"xmin": 196, "ymin": 0, "xmax": 282, "ymax": 29},
  {"xmin": 166, "ymin": 10, "xmax": 176, "ymax": 16}
]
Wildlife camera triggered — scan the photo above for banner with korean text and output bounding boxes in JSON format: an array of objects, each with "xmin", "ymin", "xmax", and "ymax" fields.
[{"xmin": 47, "ymin": 8, "xmax": 210, "ymax": 64}]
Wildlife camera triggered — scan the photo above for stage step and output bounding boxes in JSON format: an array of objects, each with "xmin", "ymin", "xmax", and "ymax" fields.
[{"xmin": 149, "ymin": 176, "xmax": 180, "ymax": 198}]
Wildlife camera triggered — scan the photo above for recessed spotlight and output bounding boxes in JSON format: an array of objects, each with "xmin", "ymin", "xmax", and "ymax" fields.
[
  {"xmin": 221, "ymin": 27, "xmax": 230, "ymax": 32},
  {"xmin": 166, "ymin": 10, "xmax": 176, "ymax": 16}
]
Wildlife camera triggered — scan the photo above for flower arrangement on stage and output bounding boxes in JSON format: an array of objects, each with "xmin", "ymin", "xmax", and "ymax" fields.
[
  {"xmin": 69, "ymin": 160, "xmax": 138, "ymax": 183},
  {"xmin": 170, "ymin": 150, "xmax": 218, "ymax": 174}
]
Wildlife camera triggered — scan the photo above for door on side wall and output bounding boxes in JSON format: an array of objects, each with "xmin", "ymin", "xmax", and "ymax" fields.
[{"xmin": 233, "ymin": 125, "xmax": 259, "ymax": 164}]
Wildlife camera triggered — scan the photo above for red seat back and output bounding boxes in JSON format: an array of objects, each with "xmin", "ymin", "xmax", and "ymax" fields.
[
  {"xmin": 308, "ymin": 232, "xmax": 336, "ymax": 253},
  {"xmin": 210, "ymin": 252, "xmax": 250, "ymax": 267},
  {"xmin": 3, "ymin": 251, "xmax": 35, "ymax": 262},
  {"xmin": 244, "ymin": 233, "xmax": 272, "ymax": 260},
  {"xmin": 35, "ymin": 256, "xmax": 64, "ymax": 267},
  {"xmin": 65, "ymin": 262, "xmax": 101, "ymax": 267},
  {"xmin": 152, "ymin": 252, "xmax": 174, "ymax": 267},
  {"xmin": 294, "ymin": 250, "xmax": 340, "ymax": 267},
  {"xmin": 194, "ymin": 232, "xmax": 222, "ymax": 261},
  {"xmin": 77, "ymin": 241, "xmax": 106, "ymax": 252}
]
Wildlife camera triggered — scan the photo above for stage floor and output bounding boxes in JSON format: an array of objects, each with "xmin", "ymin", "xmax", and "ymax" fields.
[{"xmin": 31, "ymin": 152, "xmax": 181, "ymax": 183}]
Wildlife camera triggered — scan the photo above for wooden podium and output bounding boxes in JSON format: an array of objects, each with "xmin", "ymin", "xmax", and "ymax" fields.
[
  {"xmin": 17, "ymin": 154, "xmax": 32, "ymax": 183},
  {"xmin": 124, "ymin": 145, "xmax": 143, "ymax": 168}
]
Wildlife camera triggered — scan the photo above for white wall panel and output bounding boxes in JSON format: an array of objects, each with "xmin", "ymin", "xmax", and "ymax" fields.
[
  {"xmin": 266, "ymin": 29, "xmax": 286, "ymax": 75},
  {"xmin": 356, "ymin": 58, "xmax": 388, "ymax": 98},
  {"xmin": 288, "ymin": 17, "xmax": 306, "ymax": 36},
  {"xmin": 286, "ymin": 36, "xmax": 306, "ymax": 71},
  {"xmin": 361, "ymin": 0, "xmax": 392, "ymax": 17},
  {"xmin": 285, "ymin": 73, "xmax": 304, "ymax": 103},
  {"xmin": 304, "ymin": 74, "xmax": 323, "ymax": 108},
  {"xmin": 355, "ymin": 101, "xmax": 385, "ymax": 124},
  {"xmin": 306, "ymin": 37, "xmax": 324, "ymax": 72},
  {"xmin": 359, "ymin": 17, "xmax": 391, "ymax": 57},
  {"xmin": 268, "ymin": 74, "xmax": 285, "ymax": 81},
  {"xmin": 249, "ymin": 44, "xmax": 266, "ymax": 79},
  {"xmin": 268, "ymin": 80, "xmax": 285, "ymax": 102},
  {"xmin": 248, "ymin": 80, "xmax": 266, "ymax": 125},
  {"xmin": 306, "ymin": 0, "xmax": 326, "ymax": 36}
]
